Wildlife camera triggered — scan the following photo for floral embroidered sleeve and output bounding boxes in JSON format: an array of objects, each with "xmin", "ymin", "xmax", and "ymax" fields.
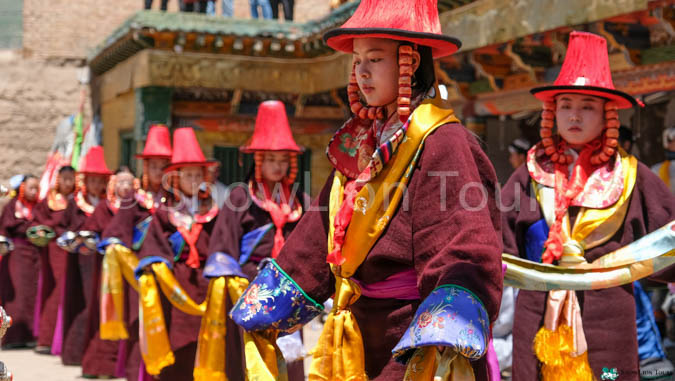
[
  {"xmin": 403, "ymin": 125, "xmax": 502, "ymax": 359},
  {"xmin": 230, "ymin": 258, "xmax": 323, "ymax": 333},
  {"xmin": 392, "ymin": 285, "xmax": 490, "ymax": 362}
]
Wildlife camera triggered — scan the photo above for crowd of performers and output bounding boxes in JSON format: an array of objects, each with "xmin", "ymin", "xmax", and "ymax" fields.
[{"xmin": 2, "ymin": 1, "xmax": 675, "ymax": 380}]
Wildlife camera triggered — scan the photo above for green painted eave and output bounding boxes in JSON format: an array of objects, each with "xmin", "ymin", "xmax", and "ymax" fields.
[{"xmin": 88, "ymin": 2, "xmax": 358, "ymax": 63}]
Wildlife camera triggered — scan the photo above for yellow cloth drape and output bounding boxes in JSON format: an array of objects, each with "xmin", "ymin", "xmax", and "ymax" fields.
[
  {"xmin": 309, "ymin": 92, "xmax": 462, "ymax": 381},
  {"xmin": 100, "ymin": 244, "xmax": 141, "ymax": 340},
  {"xmin": 145, "ymin": 262, "xmax": 249, "ymax": 380},
  {"xmin": 659, "ymin": 160, "xmax": 671, "ymax": 190},
  {"xmin": 139, "ymin": 270, "xmax": 175, "ymax": 375},
  {"xmin": 193, "ymin": 276, "xmax": 250, "ymax": 381},
  {"xmin": 243, "ymin": 330, "xmax": 289, "ymax": 381},
  {"xmin": 403, "ymin": 347, "xmax": 475, "ymax": 381},
  {"xmin": 101, "ymin": 243, "xmax": 249, "ymax": 379}
]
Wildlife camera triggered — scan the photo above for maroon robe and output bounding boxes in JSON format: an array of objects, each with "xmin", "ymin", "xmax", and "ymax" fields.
[
  {"xmin": 58, "ymin": 196, "xmax": 92, "ymax": 365},
  {"xmin": 274, "ymin": 124, "xmax": 504, "ymax": 380},
  {"xmin": 76, "ymin": 201, "xmax": 120, "ymax": 376},
  {"xmin": 31, "ymin": 197, "xmax": 68, "ymax": 348},
  {"xmin": 0, "ymin": 198, "xmax": 41, "ymax": 347},
  {"xmin": 501, "ymin": 163, "xmax": 675, "ymax": 381},
  {"xmin": 208, "ymin": 185, "xmax": 310, "ymax": 380},
  {"xmin": 138, "ymin": 200, "xmax": 225, "ymax": 381},
  {"xmin": 101, "ymin": 198, "xmax": 153, "ymax": 381}
]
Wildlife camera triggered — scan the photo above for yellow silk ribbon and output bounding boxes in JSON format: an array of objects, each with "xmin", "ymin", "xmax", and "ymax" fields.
[
  {"xmin": 194, "ymin": 276, "xmax": 250, "ymax": 381},
  {"xmin": 243, "ymin": 330, "xmax": 289, "ymax": 381},
  {"xmin": 147, "ymin": 262, "xmax": 249, "ymax": 380},
  {"xmin": 309, "ymin": 92, "xmax": 460, "ymax": 381},
  {"xmin": 100, "ymin": 244, "xmax": 141, "ymax": 340},
  {"xmin": 659, "ymin": 160, "xmax": 671, "ymax": 190},
  {"xmin": 404, "ymin": 347, "xmax": 475, "ymax": 381},
  {"xmin": 139, "ymin": 270, "xmax": 175, "ymax": 375},
  {"xmin": 531, "ymin": 150, "xmax": 638, "ymax": 381}
]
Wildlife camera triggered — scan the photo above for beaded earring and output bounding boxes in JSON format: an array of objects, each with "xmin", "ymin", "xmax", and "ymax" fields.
[
  {"xmin": 348, "ymin": 44, "xmax": 417, "ymax": 124},
  {"xmin": 284, "ymin": 153, "xmax": 298, "ymax": 185},
  {"xmin": 591, "ymin": 102, "xmax": 620, "ymax": 165}
]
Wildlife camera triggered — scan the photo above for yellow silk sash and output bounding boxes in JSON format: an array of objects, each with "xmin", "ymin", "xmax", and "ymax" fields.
[
  {"xmin": 147, "ymin": 262, "xmax": 249, "ymax": 380},
  {"xmin": 194, "ymin": 276, "xmax": 250, "ymax": 381},
  {"xmin": 659, "ymin": 161, "xmax": 671, "ymax": 190},
  {"xmin": 100, "ymin": 243, "xmax": 248, "ymax": 379},
  {"xmin": 309, "ymin": 93, "xmax": 460, "ymax": 381},
  {"xmin": 139, "ymin": 270, "xmax": 175, "ymax": 375},
  {"xmin": 100, "ymin": 244, "xmax": 140, "ymax": 340},
  {"xmin": 404, "ymin": 347, "xmax": 476, "ymax": 381}
]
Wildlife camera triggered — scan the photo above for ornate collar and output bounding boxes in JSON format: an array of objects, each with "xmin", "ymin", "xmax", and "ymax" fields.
[
  {"xmin": 168, "ymin": 200, "xmax": 218, "ymax": 231},
  {"xmin": 527, "ymin": 143, "xmax": 626, "ymax": 209},
  {"xmin": 75, "ymin": 191, "xmax": 96, "ymax": 216},
  {"xmin": 327, "ymin": 90, "xmax": 428, "ymax": 181},
  {"xmin": 47, "ymin": 189, "xmax": 68, "ymax": 211}
]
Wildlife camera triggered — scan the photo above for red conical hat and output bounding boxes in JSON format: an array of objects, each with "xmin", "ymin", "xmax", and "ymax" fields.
[
  {"xmin": 531, "ymin": 31, "xmax": 637, "ymax": 109},
  {"xmin": 241, "ymin": 101, "xmax": 301, "ymax": 153},
  {"xmin": 78, "ymin": 146, "xmax": 112, "ymax": 175},
  {"xmin": 136, "ymin": 124, "xmax": 172, "ymax": 159},
  {"xmin": 165, "ymin": 127, "xmax": 215, "ymax": 172},
  {"xmin": 323, "ymin": 0, "xmax": 461, "ymax": 58}
]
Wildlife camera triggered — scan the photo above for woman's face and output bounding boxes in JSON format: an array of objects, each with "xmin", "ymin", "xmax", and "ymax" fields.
[
  {"xmin": 85, "ymin": 175, "xmax": 108, "ymax": 198},
  {"xmin": 178, "ymin": 166, "xmax": 203, "ymax": 197},
  {"xmin": 114, "ymin": 172, "xmax": 135, "ymax": 200},
  {"xmin": 58, "ymin": 170, "xmax": 75, "ymax": 195},
  {"xmin": 352, "ymin": 38, "xmax": 420, "ymax": 109},
  {"xmin": 260, "ymin": 152, "xmax": 290, "ymax": 183},
  {"xmin": 23, "ymin": 178, "xmax": 39, "ymax": 203},
  {"xmin": 146, "ymin": 158, "xmax": 169, "ymax": 190},
  {"xmin": 555, "ymin": 94, "xmax": 606, "ymax": 148}
]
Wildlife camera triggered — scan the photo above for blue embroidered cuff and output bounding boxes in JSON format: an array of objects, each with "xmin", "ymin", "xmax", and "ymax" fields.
[
  {"xmin": 132, "ymin": 216, "xmax": 152, "ymax": 251},
  {"xmin": 56, "ymin": 231, "xmax": 78, "ymax": 253},
  {"xmin": 203, "ymin": 252, "xmax": 247, "ymax": 279},
  {"xmin": 230, "ymin": 259, "xmax": 324, "ymax": 333},
  {"xmin": 0, "ymin": 235, "xmax": 13, "ymax": 256},
  {"xmin": 77, "ymin": 231, "xmax": 100, "ymax": 252},
  {"xmin": 134, "ymin": 256, "xmax": 173, "ymax": 280},
  {"xmin": 392, "ymin": 285, "xmax": 490, "ymax": 363},
  {"xmin": 97, "ymin": 237, "xmax": 125, "ymax": 255}
]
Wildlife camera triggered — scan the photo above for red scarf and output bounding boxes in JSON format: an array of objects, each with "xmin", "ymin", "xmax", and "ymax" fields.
[
  {"xmin": 178, "ymin": 223, "xmax": 204, "ymax": 269},
  {"xmin": 542, "ymin": 140, "xmax": 602, "ymax": 264},
  {"xmin": 249, "ymin": 181, "xmax": 302, "ymax": 258}
]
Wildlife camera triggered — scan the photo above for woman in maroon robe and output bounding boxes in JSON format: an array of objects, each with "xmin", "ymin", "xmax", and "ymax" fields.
[
  {"xmin": 208, "ymin": 100, "xmax": 310, "ymax": 380},
  {"xmin": 101, "ymin": 124, "xmax": 172, "ymax": 381},
  {"xmin": 231, "ymin": 1, "xmax": 503, "ymax": 380},
  {"xmin": 79, "ymin": 168, "xmax": 137, "ymax": 378},
  {"xmin": 0, "ymin": 175, "xmax": 41, "ymax": 348},
  {"xmin": 501, "ymin": 32, "xmax": 675, "ymax": 381},
  {"xmin": 29, "ymin": 165, "xmax": 75, "ymax": 354},
  {"xmin": 56, "ymin": 146, "xmax": 111, "ymax": 366},
  {"xmin": 137, "ymin": 127, "xmax": 222, "ymax": 381}
]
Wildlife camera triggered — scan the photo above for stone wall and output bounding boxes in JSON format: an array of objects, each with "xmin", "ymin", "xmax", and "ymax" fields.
[
  {"xmin": 0, "ymin": 51, "xmax": 90, "ymax": 183},
  {"xmin": 0, "ymin": 0, "xmax": 330, "ymax": 185}
]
